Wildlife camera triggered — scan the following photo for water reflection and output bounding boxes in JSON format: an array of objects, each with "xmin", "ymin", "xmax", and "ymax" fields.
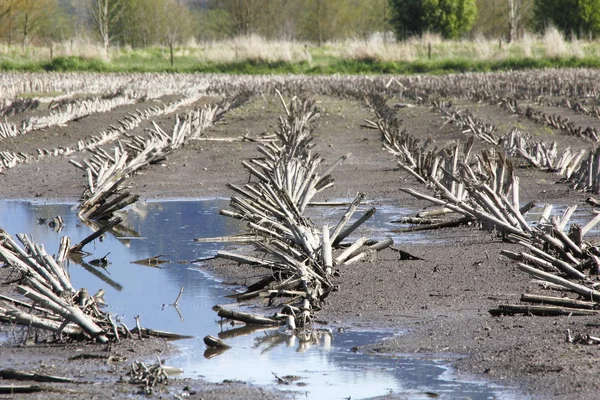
[
  {"xmin": 0, "ymin": 199, "xmax": 241, "ymax": 336},
  {"xmin": 0, "ymin": 199, "xmax": 525, "ymax": 400}
]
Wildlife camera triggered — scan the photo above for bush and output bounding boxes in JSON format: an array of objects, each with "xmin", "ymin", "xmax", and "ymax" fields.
[{"xmin": 43, "ymin": 56, "xmax": 109, "ymax": 72}]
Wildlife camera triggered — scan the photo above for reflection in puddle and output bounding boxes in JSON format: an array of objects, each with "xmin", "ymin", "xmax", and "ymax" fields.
[{"xmin": 0, "ymin": 199, "xmax": 525, "ymax": 399}]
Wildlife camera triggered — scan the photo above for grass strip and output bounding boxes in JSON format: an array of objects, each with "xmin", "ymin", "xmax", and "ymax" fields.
[{"xmin": 3, "ymin": 55, "xmax": 600, "ymax": 75}]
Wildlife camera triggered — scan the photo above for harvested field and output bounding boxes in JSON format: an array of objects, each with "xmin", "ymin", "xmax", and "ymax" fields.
[{"xmin": 2, "ymin": 70, "xmax": 600, "ymax": 399}]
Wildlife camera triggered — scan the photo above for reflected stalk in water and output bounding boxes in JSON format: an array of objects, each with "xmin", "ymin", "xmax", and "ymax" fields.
[{"xmin": 69, "ymin": 258, "xmax": 124, "ymax": 292}]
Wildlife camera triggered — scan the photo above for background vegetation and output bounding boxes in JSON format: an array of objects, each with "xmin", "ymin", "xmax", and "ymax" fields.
[{"xmin": 0, "ymin": 0, "xmax": 599, "ymax": 74}]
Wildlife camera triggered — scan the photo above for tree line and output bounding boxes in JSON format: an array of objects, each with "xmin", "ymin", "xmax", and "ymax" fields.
[{"xmin": 0, "ymin": 0, "xmax": 598, "ymax": 51}]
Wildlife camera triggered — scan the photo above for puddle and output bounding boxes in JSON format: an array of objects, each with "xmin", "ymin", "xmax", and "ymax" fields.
[
  {"xmin": 524, "ymin": 204, "xmax": 600, "ymax": 235},
  {"xmin": 0, "ymin": 199, "xmax": 525, "ymax": 399},
  {"xmin": 313, "ymin": 200, "xmax": 600, "ymax": 244},
  {"xmin": 307, "ymin": 200, "xmax": 448, "ymax": 244}
]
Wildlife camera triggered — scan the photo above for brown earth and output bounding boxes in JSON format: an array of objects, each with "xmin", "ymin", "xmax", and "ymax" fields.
[{"xmin": 1, "ymin": 88, "xmax": 600, "ymax": 399}]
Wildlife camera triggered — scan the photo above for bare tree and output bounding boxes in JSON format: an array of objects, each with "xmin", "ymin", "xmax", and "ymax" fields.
[
  {"xmin": 92, "ymin": 0, "xmax": 121, "ymax": 56},
  {"xmin": 161, "ymin": 0, "xmax": 193, "ymax": 66},
  {"xmin": 507, "ymin": 0, "xmax": 531, "ymax": 42}
]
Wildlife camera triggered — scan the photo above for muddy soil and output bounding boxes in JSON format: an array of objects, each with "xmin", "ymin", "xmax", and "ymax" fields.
[{"xmin": 1, "ymin": 87, "xmax": 600, "ymax": 399}]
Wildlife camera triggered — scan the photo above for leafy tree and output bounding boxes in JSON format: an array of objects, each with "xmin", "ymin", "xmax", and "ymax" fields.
[
  {"xmin": 195, "ymin": 7, "xmax": 233, "ymax": 41},
  {"xmin": 36, "ymin": 1, "xmax": 74, "ymax": 43},
  {"xmin": 196, "ymin": 0, "xmax": 393, "ymax": 43},
  {"xmin": 389, "ymin": 0, "xmax": 478, "ymax": 39},
  {"xmin": 344, "ymin": 0, "xmax": 390, "ymax": 40},
  {"xmin": 107, "ymin": 0, "xmax": 194, "ymax": 49},
  {"xmin": 472, "ymin": 0, "xmax": 505, "ymax": 37},
  {"xmin": 208, "ymin": 0, "xmax": 302, "ymax": 39},
  {"xmin": 114, "ymin": 0, "xmax": 148, "ymax": 48},
  {"xmin": 533, "ymin": 0, "xmax": 600, "ymax": 38},
  {"xmin": 10, "ymin": 0, "xmax": 69, "ymax": 47},
  {"xmin": 0, "ymin": 0, "xmax": 23, "ymax": 44},
  {"xmin": 0, "ymin": 0, "xmax": 19, "ymax": 19}
]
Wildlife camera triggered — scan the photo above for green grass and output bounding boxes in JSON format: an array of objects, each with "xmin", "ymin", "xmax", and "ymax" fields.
[
  {"xmin": 4, "ymin": 53, "xmax": 600, "ymax": 75},
  {"xmin": 6, "ymin": 31, "xmax": 600, "ymax": 75},
  {"xmin": 18, "ymin": 90, "xmax": 63, "ymax": 99}
]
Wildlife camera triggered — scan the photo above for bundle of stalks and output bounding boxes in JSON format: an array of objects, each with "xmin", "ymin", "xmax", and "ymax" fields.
[
  {"xmin": 0, "ymin": 119, "xmax": 21, "ymax": 140},
  {"xmin": 0, "ymin": 97, "xmax": 39, "ymax": 117},
  {"xmin": 0, "ymin": 229, "xmax": 188, "ymax": 343},
  {"xmin": 0, "ymin": 151, "xmax": 29, "ymax": 171},
  {"xmin": 215, "ymin": 93, "xmax": 391, "ymax": 329},
  {"xmin": 0, "ymin": 92, "xmax": 206, "ymax": 176},
  {"xmin": 430, "ymin": 98, "xmax": 595, "ymax": 189},
  {"xmin": 373, "ymin": 123, "xmax": 600, "ymax": 315},
  {"xmin": 26, "ymin": 94, "xmax": 137, "ymax": 132},
  {"xmin": 0, "ymin": 230, "xmax": 110, "ymax": 343},
  {"xmin": 374, "ymin": 92, "xmax": 598, "ymax": 203},
  {"xmin": 501, "ymin": 97, "xmax": 600, "ymax": 142},
  {"xmin": 428, "ymin": 97, "xmax": 592, "ymax": 181},
  {"xmin": 0, "ymin": 91, "xmax": 138, "ymax": 142},
  {"xmin": 431, "ymin": 99, "xmax": 500, "ymax": 145},
  {"xmin": 503, "ymin": 128, "xmax": 586, "ymax": 177},
  {"xmin": 366, "ymin": 93, "xmax": 480, "ymax": 210},
  {"xmin": 400, "ymin": 151, "xmax": 531, "ymax": 236},
  {"xmin": 552, "ymin": 98, "xmax": 600, "ymax": 120},
  {"xmin": 366, "ymin": 93, "xmax": 600, "ymax": 317},
  {"xmin": 72, "ymin": 97, "xmax": 240, "ymax": 222},
  {"xmin": 0, "ymin": 72, "xmax": 228, "ymax": 103},
  {"xmin": 568, "ymin": 147, "xmax": 600, "ymax": 194},
  {"xmin": 369, "ymin": 98, "xmax": 567, "ymax": 238},
  {"xmin": 492, "ymin": 204, "xmax": 600, "ymax": 316},
  {"xmin": 48, "ymin": 87, "xmax": 126, "ymax": 109},
  {"xmin": 363, "ymin": 93, "xmax": 399, "ymax": 122},
  {"xmin": 365, "ymin": 93, "xmax": 459, "ymax": 188},
  {"xmin": 128, "ymin": 357, "xmax": 181, "ymax": 395}
]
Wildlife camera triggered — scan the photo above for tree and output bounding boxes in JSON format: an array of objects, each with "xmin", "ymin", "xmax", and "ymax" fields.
[
  {"xmin": 162, "ymin": 0, "xmax": 194, "ymax": 45},
  {"xmin": 196, "ymin": 0, "xmax": 395, "ymax": 43},
  {"xmin": 215, "ymin": 0, "xmax": 262, "ymax": 36},
  {"xmin": 253, "ymin": 0, "xmax": 301, "ymax": 40},
  {"xmin": 0, "ymin": 0, "xmax": 22, "ymax": 44},
  {"xmin": 0, "ymin": 0, "xmax": 19, "ymax": 19},
  {"xmin": 355, "ymin": 0, "xmax": 391, "ymax": 40},
  {"xmin": 113, "ymin": 0, "xmax": 158, "ymax": 48},
  {"xmin": 92, "ymin": 0, "xmax": 123, "ymax": 55},
  {"xmin": 472, "ymin": 0, "xmax": 505, "ymax": 37},
  {"xmin": 389, "ymin": 0, "xmax": 478, "ymax": 39},
  {"xmin": 195, "ymin": 7, "xmax": 233, "ymax": 41},
  {"xmin": 36, "ymin": 1, "xmax": 74, "ymax": 44},
  {"xmin": 472, "ymin": 0, "xmax": 532, "ymax": 41},
  {"xmin": 158, "ymin": 0, "xmax": 194, "ymax": 65},
  {"xmin": 298, "ymin": 0, "xmax": 358, "ymax": 44},
  {"xmin": 109, "ymin": 0, "xmax": 193, "ymax": 49},
  {"xmin": 533, "ymin": 0, "xmax": 600, "ymax": 38},
  {"xmin": 59, "ymin": 0, "xmax": 93, "ymax": 36},
  {"xmin": 507, "ymin": 0, "xmax": 523, "ymax": 41},
  {"xmin": 10, "ymin": 0, "xmax": 66, "ymax": 47}
]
